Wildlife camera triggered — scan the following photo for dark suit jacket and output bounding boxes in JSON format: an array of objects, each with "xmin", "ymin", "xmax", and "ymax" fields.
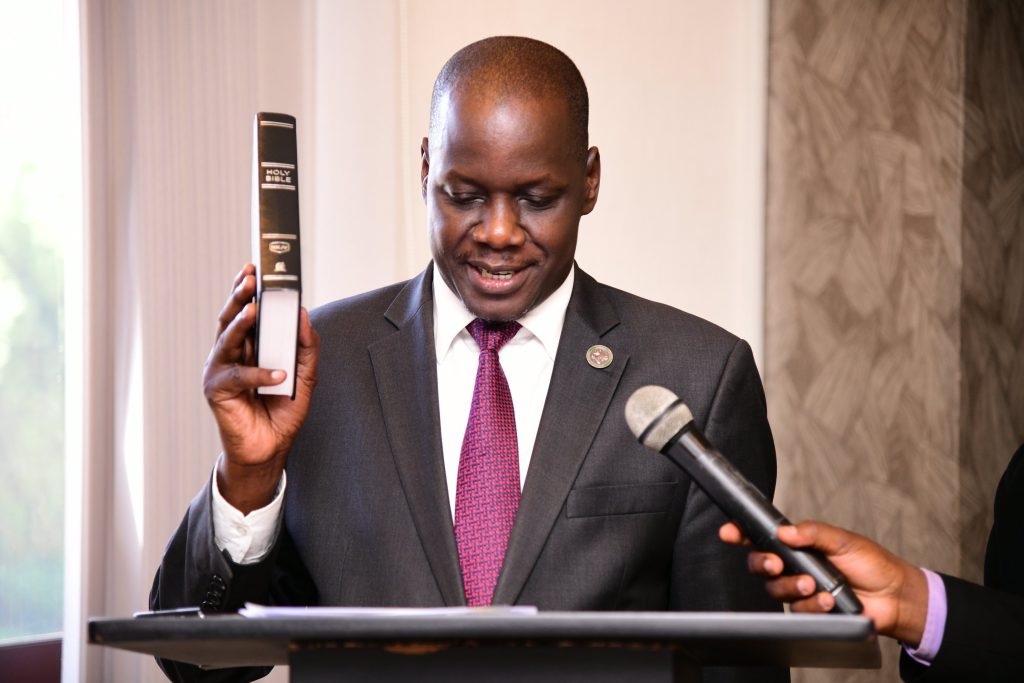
[
  {"xmin": 900, "ymin": 444, "xmax": 1024, "ymax": 681},
  {"xmin": 152, "ymin": 265, "xmax": 786, "ymax": 682}
]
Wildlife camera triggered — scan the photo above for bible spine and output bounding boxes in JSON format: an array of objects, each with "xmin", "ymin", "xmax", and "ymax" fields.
[{"xmin": 252, "ymin": 112, "xmax": 301, "ymax": 398}]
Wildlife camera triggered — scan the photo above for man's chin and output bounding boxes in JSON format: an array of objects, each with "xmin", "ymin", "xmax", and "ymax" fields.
[{"xmin": 464, "ymin": 296, "xmax": 533, "ymax": 323}]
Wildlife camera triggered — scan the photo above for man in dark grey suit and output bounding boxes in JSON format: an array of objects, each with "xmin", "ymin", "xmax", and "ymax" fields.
[{"xmin": 152, "ymin": 36, "xmax": 785, "ymax": 682}]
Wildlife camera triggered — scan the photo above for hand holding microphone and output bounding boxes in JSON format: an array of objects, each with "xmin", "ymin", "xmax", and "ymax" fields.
[{"xmin": 625, "ymin": 385, "xmax": 864, "ymax": 615}]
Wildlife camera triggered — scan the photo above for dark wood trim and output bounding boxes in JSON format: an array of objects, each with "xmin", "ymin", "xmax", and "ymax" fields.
[{"xmin": 0, "ymin": 634, "xmax": 61, "ymax": 683}]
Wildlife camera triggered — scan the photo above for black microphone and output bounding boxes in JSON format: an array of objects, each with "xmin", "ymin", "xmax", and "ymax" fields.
[{"xmin": 625, "ymin": 385, "xmax": 863, "ymax": 615}]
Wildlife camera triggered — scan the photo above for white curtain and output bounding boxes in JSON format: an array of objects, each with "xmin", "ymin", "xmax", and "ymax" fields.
[{"xmin": 66, "ymin": 1, "xmax": 312, "ymax": 680}]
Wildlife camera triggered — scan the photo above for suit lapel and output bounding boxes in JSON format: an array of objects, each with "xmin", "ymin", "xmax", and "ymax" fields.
[
  {"xmin": 368, "ymin": 268, "xmax": 466, "ymax": 606},
  {"xmin": 492, "ymin": 268, "xmax": 629, "ymax": 605}
]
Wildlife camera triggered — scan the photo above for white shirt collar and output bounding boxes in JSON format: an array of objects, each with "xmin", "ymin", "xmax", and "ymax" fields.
[{"xmin": 432, "ymin": 263, "xmax": 575, "ymax": 362}]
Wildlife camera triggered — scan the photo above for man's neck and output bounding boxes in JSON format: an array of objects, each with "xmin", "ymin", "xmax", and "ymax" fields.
[{"xmin": 431, "ymin": 262, "xmax": 575, "ymax": 361}]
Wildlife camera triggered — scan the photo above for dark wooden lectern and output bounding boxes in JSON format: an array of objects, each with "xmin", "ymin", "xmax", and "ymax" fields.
[{"xmin": 89, "ymin": 611, "xmax": 880, "ymax": 682}]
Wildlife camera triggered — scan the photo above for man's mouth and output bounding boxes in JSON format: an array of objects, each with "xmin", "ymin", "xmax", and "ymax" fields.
[{"xmin": 478, "ymin": 266, "xmax": 515, "ymax": 281}]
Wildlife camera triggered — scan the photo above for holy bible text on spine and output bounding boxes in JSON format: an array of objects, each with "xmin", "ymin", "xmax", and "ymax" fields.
[{"xmin": 251, "ymin": 112, "xmax": 301, "ymax": 398}]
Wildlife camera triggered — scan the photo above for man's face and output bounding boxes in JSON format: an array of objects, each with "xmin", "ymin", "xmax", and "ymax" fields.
[{"xmin": 421, "ymin": 89, "xmax": 600, "ymax": 322}]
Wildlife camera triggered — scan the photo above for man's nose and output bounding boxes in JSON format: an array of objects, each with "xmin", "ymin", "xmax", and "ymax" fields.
[{"xmin": 475, "ymin": 198, "xmax": 525, "ymax": 249}]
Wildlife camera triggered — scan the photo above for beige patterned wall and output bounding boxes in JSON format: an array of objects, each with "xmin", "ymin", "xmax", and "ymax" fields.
[{"xmin": 766, "ymin": 1, "xmax": 1023, "ymax": 680}]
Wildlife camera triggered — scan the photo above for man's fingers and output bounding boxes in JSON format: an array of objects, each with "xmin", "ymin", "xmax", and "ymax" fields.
[
  {"xmin": 205, "ymin": 364, "xmax": 285, "ymax": 401},
  {"xmin": 763, "ymin": 574, "xmax": 819, "ymax": 602},
  {"xmin": 214, "ymin": 302, "xmax": 258, "ymax": 363},
  {"xmin": 232, "ymin": 263, "xmax": 255, "ymax": 289},
  {"xmin": 784, "ymin": 521, "xmax": 863, "ymax": 558},
  {"xmin": 295, "ymin": 308, "xmax": 320, "ymax": 388},
  {"xmin": 216, "ymin": 271, "xmax": 257, "ymax": 338},
  {"xmin": 242, "ymin": 333, "xmax": 255, "ymax": 367},
  {"xmin": 747, "ymin": 550, "xmax": 785, "ymax": 577},
  {"xmin": 297, "ymin": 307, "xmax": 315, "ymax": 347},
  {"xmin": 788, "ymin": 592, "xmax": 836, "ymax": 614},
  {"xmin": 725, "ymin": 521, "xmax": 854, "ymax": 556},
  {"xmin": 718, "ymin": 522, "xmax": 751, "ymax": 546},
  {"xmin": 769, "ymin": 524, "xmax": 815, "ymax": 549}
]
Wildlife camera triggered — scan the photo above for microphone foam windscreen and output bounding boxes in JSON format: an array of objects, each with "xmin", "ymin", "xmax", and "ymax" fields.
[{"xmin": 625, "ymin": 385, "xmax": 693, "ymax": 450}]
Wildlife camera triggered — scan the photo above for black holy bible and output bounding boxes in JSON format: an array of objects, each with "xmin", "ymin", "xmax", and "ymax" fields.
[{"xmin": 251, "ymin": 112, "xmax": 301, "ymax": 398}]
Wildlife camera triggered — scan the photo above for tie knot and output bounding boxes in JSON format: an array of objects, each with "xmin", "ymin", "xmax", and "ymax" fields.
[{"xmin": 467, "ymin": 318, "xmax": 521, "ymax": 352}]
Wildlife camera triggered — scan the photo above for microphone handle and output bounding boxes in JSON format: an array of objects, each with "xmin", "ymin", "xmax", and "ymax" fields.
[{"xmin": 666, "ymin": 429, "xmax": 864, "ymax": 615}]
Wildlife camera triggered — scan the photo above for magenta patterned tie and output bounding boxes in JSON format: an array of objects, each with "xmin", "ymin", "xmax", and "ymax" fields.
[{"xmin": 455, "ymin": 318, "xmax": 522, "ymax": 606}]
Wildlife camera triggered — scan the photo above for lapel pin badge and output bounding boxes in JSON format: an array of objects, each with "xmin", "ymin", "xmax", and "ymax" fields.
[{"xmin": 586, "ymin": 344, "xmax": 613, "ymax": 369}]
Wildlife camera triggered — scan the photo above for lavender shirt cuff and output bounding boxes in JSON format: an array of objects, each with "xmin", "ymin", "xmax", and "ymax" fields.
[{"xmin": 902, "ymin": 568, "xmax": 947, "ymax": 665}]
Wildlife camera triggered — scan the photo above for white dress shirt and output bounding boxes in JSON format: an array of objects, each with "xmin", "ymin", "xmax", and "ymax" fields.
[
  {"xmin": 434, "ymin": 263, "xmax": 572, "ymax": 515},
  {"xmin": 211, "ymin": 265, "xmax": 574, "ymax": 563}
]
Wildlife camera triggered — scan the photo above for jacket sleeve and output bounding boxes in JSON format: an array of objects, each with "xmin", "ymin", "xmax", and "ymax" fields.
[
  {"xmin": 984, "ymin": 444, "xmax": 1024, "ymax": 593},
  {"xmin": 899, "ymin": 574, "xmax": 1024, "ymax": 682},
  {"xmin": 149, "ymin": 476, "xmax": 317, "ymax": 682},
  {"xmin": 900, "ymin": 445, "xmax": 1024, "ymax": 681}
]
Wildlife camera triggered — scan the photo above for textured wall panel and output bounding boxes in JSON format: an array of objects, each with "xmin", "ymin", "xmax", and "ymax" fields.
[
  {"xmin": 766, "ymin": 1, "xmax": 966, "ymax": 681},
  {"xmin": 768, "ymin": 0, "xmax": 1024, "ymax": 680},
  {"xmin": 768, "ymin": 0, "xmax": 965, "ymax": 557}
]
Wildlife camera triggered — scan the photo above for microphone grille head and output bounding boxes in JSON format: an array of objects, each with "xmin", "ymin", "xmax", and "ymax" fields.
[{"xmin": 625, "ymin": 385, "xmax": 694, "ymax": 450}]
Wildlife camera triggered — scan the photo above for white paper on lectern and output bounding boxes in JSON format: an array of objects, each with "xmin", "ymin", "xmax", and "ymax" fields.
[{"xmin": 239, "ymin": 603, "xmax": 539, "ymax": 619}]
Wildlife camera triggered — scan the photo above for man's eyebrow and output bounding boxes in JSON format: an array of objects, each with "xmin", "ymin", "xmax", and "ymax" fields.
[
  {"xmin": 443, "ymin": 170, "xmax": 564, "ymax": 191},
  {"xmin": 516, "ymin": 175, "xmax": 562, "ymax": 190},
  {"xmin": 442, "ymin": 170, "xmax": 483, "ymax": 187}
]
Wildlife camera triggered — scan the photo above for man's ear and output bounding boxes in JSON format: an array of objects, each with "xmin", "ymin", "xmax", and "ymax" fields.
[
  {"xmin": 420, "ymin": 137, "xmax": 430, "ymax": 200},
  {"xmin": 581, "ymin": 146, "xmax": 601, "ymax": 215}
]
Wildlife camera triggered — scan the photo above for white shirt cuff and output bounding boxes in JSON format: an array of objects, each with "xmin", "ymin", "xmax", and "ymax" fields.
[{"xmin": 211, "ymin": 463, "xmax": 286, "ymax": 565}]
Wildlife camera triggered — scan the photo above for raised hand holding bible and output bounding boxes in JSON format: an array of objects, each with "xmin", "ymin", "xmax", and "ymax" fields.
[{"xmin": 202, "ymin": 263, "xmax": 320, "ymax": 514}]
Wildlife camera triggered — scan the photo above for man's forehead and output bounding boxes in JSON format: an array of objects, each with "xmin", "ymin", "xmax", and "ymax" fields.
[{"xmin": 430, "ymin": 87, "xmax": 572, "ymax": 150}]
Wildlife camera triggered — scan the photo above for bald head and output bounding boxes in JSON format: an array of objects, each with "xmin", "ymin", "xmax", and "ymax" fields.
[{"xmin": 429, "ymin": 36, "xmax": 589, "ymax": 160}]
